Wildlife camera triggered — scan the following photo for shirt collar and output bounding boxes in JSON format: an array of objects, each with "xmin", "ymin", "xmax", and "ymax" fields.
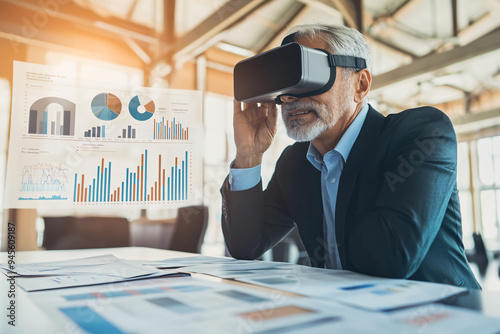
[{"xmin": 306, "ymin": 103, "xmax": 370, "ymax": 169}]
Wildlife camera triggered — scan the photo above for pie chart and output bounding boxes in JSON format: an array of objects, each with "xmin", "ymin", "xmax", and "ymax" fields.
[
  {"xmin": 129, "ymin": 95, "xmax": 155, "ymax": 121},
  {"xmin": 91, "ymin": 93, "xmax": 121, "ymax": 121}
]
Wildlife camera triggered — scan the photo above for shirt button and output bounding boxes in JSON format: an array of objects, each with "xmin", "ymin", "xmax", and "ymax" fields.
[{"xmin": 331, "ymin": 178, "xmax": 336, "ymax": 183}]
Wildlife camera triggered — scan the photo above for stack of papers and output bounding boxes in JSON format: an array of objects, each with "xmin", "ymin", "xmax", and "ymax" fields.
[{"xmin": 0, "ymin": 255, "xmax": 186, "ymax": 291}]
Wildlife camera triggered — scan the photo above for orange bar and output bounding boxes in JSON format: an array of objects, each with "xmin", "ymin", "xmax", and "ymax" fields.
[
  {"xmin": 101, "ymin": 158, "xmax": 104, "ymax": 174},
  {"xmin": 175, "ymin": 157, "xmax": 178, "ymax": 166},
  {"xmin": 133, "ymin": 182, "xmax": 136, "ymax": 201},
  {"xmin": 147, "ymin": 194, "xmax": 150, "ymax": 201},
  {"xmin": 117, "ymin": 187, "xmax": 120, "ymax": 202},
  {"xmin": 166, "ymin": 121, "xmax": 169, "ymax": 139},
  {"xmin": 140, "ymin": 155, "xmax": 144, "ymax": 201},
  {"xmin": 81, "ymin": 174, "xmax": 84, "ymax": 201},
  {"xmin": 162, "ymin": 169, "xmax": 165, "ymax": 187},
  {"xmin": 150, "ymin": 187, "xmax": 153, "ymax": 201},
  {"xmin": 84, "ymin": 188, "xmax": 88, "ymax": 203},
  {"xmin": 158, "ymin": 155, "xmax": 161, "ymax": 200},
  {"xmin": 137, "ymin": 166, "xmax": 143, "ymax": 201},
  {"xmin": 77, "ymin": 184, "xmax": 80, "ymax": 202}
]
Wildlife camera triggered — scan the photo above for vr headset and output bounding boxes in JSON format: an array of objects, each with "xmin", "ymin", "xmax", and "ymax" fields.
[{"xmin": 233, "ymin": 33, "xmax": 367, "ymax": 104}]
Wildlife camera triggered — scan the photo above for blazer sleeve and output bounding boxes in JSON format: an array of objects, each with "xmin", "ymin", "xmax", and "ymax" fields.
[
  {"xmin": 221, "ymin": 149, "xmax": 296, "ymax": 260},
  {"xmin": 347, "ymin": 107, "xmax": 459, "ymax": 278}
]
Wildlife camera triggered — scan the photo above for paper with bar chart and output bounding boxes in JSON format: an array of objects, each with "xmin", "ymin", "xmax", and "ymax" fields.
[{"xmin": 5, "ymin": 61, "xmax": 202, "ymax": 209}]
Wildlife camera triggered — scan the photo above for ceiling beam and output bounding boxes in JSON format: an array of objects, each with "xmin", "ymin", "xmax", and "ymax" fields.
[
  {"xmin": 1, "ymin": 0, "xmax": 157, "ymax": 44},
  {"xmin": 158, "ymin": 0, "xmax": 270, "ymax": 64},
  {"xmin": 372, "ymin": 27, "xmax": 500, "ymax": 90},
  {"xmin": 329, "ymin": 0, "xmax": 358, "ymax": 30},
  {"xmin": 162, "ymin": 0, "xmax": 176, "ymax": 45},
  {"xmin": 256, "ymin": 1, "xmax": 306, "ymax": 53},
  {"xmin": 451, "ymin": 0, "xmax": 458, "ymax": 37}
]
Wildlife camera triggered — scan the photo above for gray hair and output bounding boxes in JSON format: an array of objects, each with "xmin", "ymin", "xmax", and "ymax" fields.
[{"xmin": 288, "ymin": 24, "xmax": 372, "ymax": 79}]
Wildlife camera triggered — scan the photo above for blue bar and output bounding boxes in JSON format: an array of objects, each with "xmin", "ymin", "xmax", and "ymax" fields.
[
  {"xmin": 97, "ymin": 166, "xmax": 101, "ymax": 202},
  {"xmin": 73, "ymin": 174, "xmax": 77, "ymax": 202},
  {"xmin": 126, "ymin": 168, "xmax": 129, "ymax": 201},
  {"xmin": 108, "ymin": 162, "xmax": 111, "ymax": 202},
  {"xmin": 102, "ymin": 125, "xmax": 105, "ymax": 138},
  {"xmin": 100, "ymin": 166, "xmax": 103, "ymax": 202},
  {"xmin": 178, "ymin": 169, "xmax": 181, "ymax": 200},
  {"xmin": 168, "ymin": 128, "xmax": 170, "ymax": 140},
  {"xmin": 144, "ymin": 150, "xmax": 148, "ymax": 201},
  {"xmin": 129, "ymin": 173, "xmax": 133, "ymax": 201},
  {"xmin": 59, "ymin": 306, "xmax": 125, "ymax": 334},
  {"xmin": 88, "ymin": 185, "xmax": 91, "ymax": 202},
  {"xmin": 93, "ymin": 179, "xmax": 96, "ymax": 202},
  {"xmin": 133, "ymin": 173, "xmax": 137, "ymax": 201},
  {"xmin": 167, "ymin": 178, "xmax": 170, "ymax": 201},
  {"xmin": 104, "ymin": 168, "xmax": 107, "ymax": 202},
  {"xmin": 180, "ymin": 124, "xmax": 182, "ymax": 140},
  {"xmin": 182, "ymin": 161, "xmax": 184, "ymax": 200},
  {"xmin": 164, "ymin": 125, "xmax": 166, "ymax": 139},
  {"xmin": 43, "ymin": 111, "xmax": 48, "ymax": 134},
  {"xmin": 121, "ymin": 182, "xmax": 124, "ymax": 201},
  {"xmin": 174, "ymin": 164, "xmax": 177, "ymax": 201},
  {"xmin": 185, "ymin": 151, "xmax": 188, "ymax": 200},
  {"xmin": 173, "ymin": 117, "xmax": 176, "ymax": 139},
  {"xmin": 171, "ymin": 167, "xmax": 174, "ymax": 201}
]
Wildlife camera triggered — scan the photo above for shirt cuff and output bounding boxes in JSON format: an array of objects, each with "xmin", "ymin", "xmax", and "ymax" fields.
[{"xmin": 229, "ymin": 161, "xmax": 261, "ymax": 191}]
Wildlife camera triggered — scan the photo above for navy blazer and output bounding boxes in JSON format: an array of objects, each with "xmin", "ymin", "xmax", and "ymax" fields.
[{"xmin": 221, "ymin": 105, "xmax": 480, "ymax": 289}]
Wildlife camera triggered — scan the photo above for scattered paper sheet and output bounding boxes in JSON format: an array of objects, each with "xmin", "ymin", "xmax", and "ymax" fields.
[
  {"xmin": 0, "ymin": 255, "xmax": 158, "ymax": 278},
  {"xmin": 0, "ymin": 254, "xmax": 189, "ymax": 291},
  {"xmin": 141, "ymin": 255, "xmax": 237, "ymax": 268},
  {"xmin": 235, "ymin": 267, "xmax": 466, "ymax": 311}
]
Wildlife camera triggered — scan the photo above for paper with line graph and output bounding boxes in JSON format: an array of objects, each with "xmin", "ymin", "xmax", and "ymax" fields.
[{"xmin": 5, "ymin": 61, "xmax": 202, "ymax": 209}]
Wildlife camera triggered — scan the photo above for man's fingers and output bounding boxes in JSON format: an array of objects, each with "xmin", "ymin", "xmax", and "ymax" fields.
[
  {"xmin": 233, "ymin": 99, "xmax": 242, "ymax": 114},
  {"xmin": 264, "ymin": 103, "xmax": 278, "ymax": 128}
]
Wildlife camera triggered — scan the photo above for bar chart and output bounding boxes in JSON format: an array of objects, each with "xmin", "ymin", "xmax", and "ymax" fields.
[
  {"xmin": 118, "ymin": 125, "xmax": 137, "ymax": 139},
  {"xmin": 28, "ymin": 97, "xmax": 75, "ymax": 136},
  {"xmin": 73, "ymin": 149, "xmax": 190, "ymax": 203},
  {"xmin": 83, "ymin": 125, "xmax": 106, "ymax": 138},
  {"xmin": 154, "ymin": 117, "xmax": 189, "ymax": 140}
]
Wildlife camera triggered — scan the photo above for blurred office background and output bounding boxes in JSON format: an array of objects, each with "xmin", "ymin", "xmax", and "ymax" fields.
[{"xmin": 0, "ymin": 0, "xmax": 499, "ymax": 288}]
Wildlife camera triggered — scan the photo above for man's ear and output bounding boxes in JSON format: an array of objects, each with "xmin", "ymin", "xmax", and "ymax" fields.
[{"xmin": 353, "ymin": 69, "xmax": 371, "ymax": 103}]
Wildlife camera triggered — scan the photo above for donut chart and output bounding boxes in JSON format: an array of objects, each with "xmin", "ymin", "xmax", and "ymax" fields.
[{"xmin": 129, "ymin": 95, "xmax": 155, "ymax": 121}]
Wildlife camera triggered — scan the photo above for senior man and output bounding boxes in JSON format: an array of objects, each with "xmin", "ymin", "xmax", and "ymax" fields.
[{"xmin": 221, "ymin": 23, "xmax": 480, "ymax": 289}]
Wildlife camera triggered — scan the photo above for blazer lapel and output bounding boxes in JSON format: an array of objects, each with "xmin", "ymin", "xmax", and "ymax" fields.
[{"xmin": 335, "ymin": 106, "xmax": 386, "ymax": 264}]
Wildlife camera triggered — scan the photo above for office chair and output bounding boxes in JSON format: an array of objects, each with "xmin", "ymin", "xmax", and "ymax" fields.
[
  {"xmin": 271, "ymin": 226, "xmax": 310, "ymax": 266},
  {"xmin": 465, "ymin": 232, "xmax": 489, "ymax": 276},
  {"xmin": 168, "ymin": 205, "xmax": 208, "ymax": 253},
  {"xmin": 42, "ymin": 216, "xmax": 130, "ymax": 250}
]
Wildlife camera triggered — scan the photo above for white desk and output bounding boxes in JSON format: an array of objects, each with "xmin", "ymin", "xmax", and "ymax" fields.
[
  {"xmin": 1, "ymin": 247, "xmax": 500, "ymax": 334},
  {"xmin": 0, "ymin": 247, "xmax": 198, "ymax": 333}
]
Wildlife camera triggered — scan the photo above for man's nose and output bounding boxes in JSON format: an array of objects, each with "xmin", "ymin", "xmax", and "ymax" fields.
[{"xmin": 280, "ymin": 95, "xmax": 298, "ymax": 103}]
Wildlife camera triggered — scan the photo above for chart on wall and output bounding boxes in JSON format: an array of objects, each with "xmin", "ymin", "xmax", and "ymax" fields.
[{"xmin": 4, "ymin": 61, "xmax": 203, "ymax": 209}]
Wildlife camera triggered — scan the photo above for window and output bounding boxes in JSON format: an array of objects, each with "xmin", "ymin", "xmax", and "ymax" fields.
[
  {"xmin": 457, "ymin": 141, "xmax": 474, "ymax": 248},
  {"xmin": 477, "ymin": 136, "xmax": 500, "ymax": 242}
]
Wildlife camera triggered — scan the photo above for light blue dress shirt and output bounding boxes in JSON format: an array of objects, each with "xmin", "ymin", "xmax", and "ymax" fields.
[{"xmin": 229, "ymin": 104, "xmax": 370, "ymax": 269}]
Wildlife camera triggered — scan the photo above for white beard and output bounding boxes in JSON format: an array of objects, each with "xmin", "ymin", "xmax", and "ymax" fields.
[{"xmin": 281, "ymin": 84, "xmax": 351, "ymax": 142}]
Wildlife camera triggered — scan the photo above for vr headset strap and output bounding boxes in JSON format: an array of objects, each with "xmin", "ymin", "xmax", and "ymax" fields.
[{"xmin": 328, "ymin": 55, "xmax": 366, "ymax": 70}]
